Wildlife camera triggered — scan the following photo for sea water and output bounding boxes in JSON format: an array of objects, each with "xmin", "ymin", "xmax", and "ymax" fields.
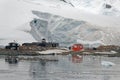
[{"xmin": 0, "ymin": 55, "xmax": 120, "ymax": 80}]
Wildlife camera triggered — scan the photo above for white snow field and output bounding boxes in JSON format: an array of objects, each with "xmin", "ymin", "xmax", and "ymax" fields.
[{"xmin": 0, "ymin": 0, "xmax": 120, "ymax": 46}]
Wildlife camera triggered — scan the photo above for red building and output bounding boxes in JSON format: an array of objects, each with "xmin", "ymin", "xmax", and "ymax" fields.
[{"xmin": 71, "ymin": 44, "xmax": 84, "ymax": 51}]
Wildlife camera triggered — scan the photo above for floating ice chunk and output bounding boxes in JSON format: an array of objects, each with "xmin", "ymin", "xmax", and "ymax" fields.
[
  {"xmin": 101, "ymin": 61, "xmax": 115, "ymax": 67},
  {"xmin": 110, "ymin": 50, "xmax": 117, "ymax": 54}
]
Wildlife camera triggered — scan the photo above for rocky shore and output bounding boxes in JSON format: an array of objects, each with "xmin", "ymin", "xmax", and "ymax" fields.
[
  {"xmin": 0, "ymin": 48, "xmax": 120, "ymax": 57},
  {"xmin": 1, "ymin": 41, "xmax": 120, "ymax": 57}
]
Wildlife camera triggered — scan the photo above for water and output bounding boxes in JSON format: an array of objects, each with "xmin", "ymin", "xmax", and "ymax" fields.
[{"xmin": 0, "ymin": 55, "xmax": 120, "ymax": 80}]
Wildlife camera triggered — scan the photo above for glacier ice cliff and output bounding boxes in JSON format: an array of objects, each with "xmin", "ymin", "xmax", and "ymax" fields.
[{"xmin": 30, "ymin": 11, "xmax": 120, "ymax": 46}]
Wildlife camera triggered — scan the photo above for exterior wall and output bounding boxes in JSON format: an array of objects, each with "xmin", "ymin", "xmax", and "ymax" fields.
[
  {"xmin": 71, "ymin": 44, "xmax": 84, "ymax": 51},
  {"xmin": 5, "ymin": 43, "xmax": 19, "ymax": 50},
  {"xmin": 22, "ymin": 42, "xmax": 59, "ymax": 48}
]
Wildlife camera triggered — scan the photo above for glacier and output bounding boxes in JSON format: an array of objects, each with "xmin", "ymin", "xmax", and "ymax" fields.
[
  {"xmin": 0, "ymin": 0, "xmax": 120, "ymax": 47},
  {"xmin": 30, "ymin": 11, "xmax": 120, "ymax": 46}
]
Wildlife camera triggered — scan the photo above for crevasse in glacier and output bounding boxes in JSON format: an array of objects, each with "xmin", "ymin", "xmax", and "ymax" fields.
[{"xmin": 30, "ymin": 11, "xmax": 120, "ymax": 46}]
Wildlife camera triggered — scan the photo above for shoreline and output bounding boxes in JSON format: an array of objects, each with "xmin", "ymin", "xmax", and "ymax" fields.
[{"xmin": 0, "ymin": 49, "xmax": 120, "ymax": 57}]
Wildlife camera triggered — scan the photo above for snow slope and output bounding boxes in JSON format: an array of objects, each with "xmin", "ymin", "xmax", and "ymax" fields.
[
  {"xmin": 23, "ymin": 0, "xmax": 120, "ymax": 16},
  {"xmin": 0, "ymin": 0, "xmax": 120, "ymax": 46}
]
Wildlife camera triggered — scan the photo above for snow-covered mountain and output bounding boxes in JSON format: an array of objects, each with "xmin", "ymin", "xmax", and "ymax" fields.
[
  {"xmin": 24, "ymin": 0, "xmax": 120, "ymax": 16},
  {"xmin": 0, "ymin": 0, "xmax": 120, "ymax": 46},
  {"xmin": 65, "ymin": 0, "xmax": 120, "ymax": 16}
]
